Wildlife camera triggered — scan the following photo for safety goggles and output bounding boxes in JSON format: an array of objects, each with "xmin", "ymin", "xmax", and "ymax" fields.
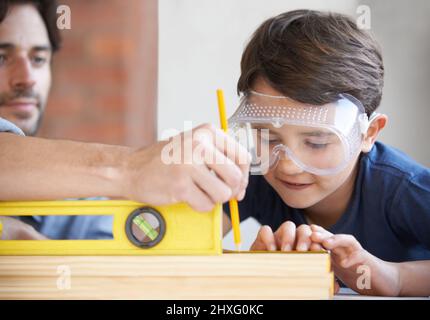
[{"xmin": 229, "ymin": 90, "xmax": 378, "ymax": 175}]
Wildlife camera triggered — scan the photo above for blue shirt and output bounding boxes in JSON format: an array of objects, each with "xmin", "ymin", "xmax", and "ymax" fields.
[
  {"xmin": 0, "ymin": 117, "xmax": 113, "ymax": 240},
  {"xmin": 224, "ymin": 142, "xmax": 430, "ymax": 263}
]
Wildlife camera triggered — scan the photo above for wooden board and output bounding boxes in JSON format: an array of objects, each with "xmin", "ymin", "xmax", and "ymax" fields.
[{"xmin": 0, "ymin": 252, "xmax": 333, "ymax": 299}]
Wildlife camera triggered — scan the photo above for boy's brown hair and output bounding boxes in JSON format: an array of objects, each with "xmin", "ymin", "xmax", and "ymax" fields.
[{"xmin": 238, "ymin": 9, "xmax": 384, "ymax": 115}]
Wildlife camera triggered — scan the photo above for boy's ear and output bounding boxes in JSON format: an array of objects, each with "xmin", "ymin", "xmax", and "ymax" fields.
[{"xmin": 361, "ymin": 114, "xmax": 388, "ymax": 153}]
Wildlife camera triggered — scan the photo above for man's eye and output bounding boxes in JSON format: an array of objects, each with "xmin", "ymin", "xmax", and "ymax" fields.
[
  {"xmin": 31, "ymin": 56, "xmax": 47, "ymax": 66},
  {"xmin": 0, "ymin": 54, "xmax": 7, "ymax": 66}
]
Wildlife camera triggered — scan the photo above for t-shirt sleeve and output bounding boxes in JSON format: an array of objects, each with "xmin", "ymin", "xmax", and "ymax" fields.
[
  {"xmin": 388, "ymin": 168, "xmax": 430, "ymax": 250},
  {"xmin": 0, "ymin": 117, "xmax": 25, "ymax": 136}
]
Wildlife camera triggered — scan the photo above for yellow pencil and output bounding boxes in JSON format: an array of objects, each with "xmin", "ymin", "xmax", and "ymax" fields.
[{"xmin": 216, "ymin": 89, "xmax": 242, "ymax": 251}]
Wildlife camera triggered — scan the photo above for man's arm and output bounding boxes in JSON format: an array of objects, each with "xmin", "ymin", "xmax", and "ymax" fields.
[
  {"xmin": 0, "ymin": 123, "xmax": 251, "ymax": 211},
  {"xmin": 0, "ymin": 133, "xmax": 129, "ymax": 201}
]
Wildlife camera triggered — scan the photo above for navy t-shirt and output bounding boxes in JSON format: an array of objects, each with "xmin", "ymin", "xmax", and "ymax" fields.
[{"xmin": 224, "ymin": 142, "xmax": 430, "ymax": 263}]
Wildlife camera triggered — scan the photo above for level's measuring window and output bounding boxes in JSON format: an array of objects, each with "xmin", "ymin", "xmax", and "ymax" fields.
[{"xmin": 126, "ymin": 207, "xmax": 166, "ymax": 248}]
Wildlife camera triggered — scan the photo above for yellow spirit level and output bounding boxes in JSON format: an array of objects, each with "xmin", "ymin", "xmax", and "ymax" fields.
[{"xmin": 0, "ymin": 200, "xmax": 222, "ymax": 256}]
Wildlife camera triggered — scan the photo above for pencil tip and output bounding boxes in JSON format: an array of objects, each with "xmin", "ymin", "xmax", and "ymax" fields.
[{"xmin": 235, "ymin": 243, "xmax": 242, "ymax": 252}]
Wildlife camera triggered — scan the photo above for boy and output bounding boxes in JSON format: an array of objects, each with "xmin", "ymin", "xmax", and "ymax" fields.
[{"xmin": 223, "ymin": 9, "xmax": 430, "ymax": 296}]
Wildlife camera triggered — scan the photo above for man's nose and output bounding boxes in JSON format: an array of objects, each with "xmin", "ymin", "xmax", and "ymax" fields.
[{"xmin": 9, "ymin": 56, "xmax": 36, "ymax": 90}]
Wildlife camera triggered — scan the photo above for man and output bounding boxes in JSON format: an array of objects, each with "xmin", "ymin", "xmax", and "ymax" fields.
[{"xmin": 0, "ymin": 0, "xmax": 249, "ymax": 239}]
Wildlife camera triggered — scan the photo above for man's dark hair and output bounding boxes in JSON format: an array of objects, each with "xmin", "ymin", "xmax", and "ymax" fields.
[
  {"xmin": 238, "ymin": 9, "xmax": 384, "ymax": 115},
  {"xmin": 0, "ymin": 0, "xmax": 61, "ymax": 52}
]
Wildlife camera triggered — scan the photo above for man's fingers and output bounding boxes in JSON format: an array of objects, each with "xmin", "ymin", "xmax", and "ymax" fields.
[
  {"xmin": 177, "ymin": 180, "xmax": 216, "ymax": 212},
  {"xmin": 251, "ymin": 225, "xmax": 277, "ymax": 251},
  {"xmin": 275, "ymin": 221, "xmax": 296, "ymax": 251},
  {"xmin": 191, "ymin": 164, "xmax": 232, "ymax": 204},
  {"xmin": 194, "ymin": 137, "xmax": 243, "ymax": 191},
  {"xmin": 295, "ymin": 224, "xmax": 312, "ymax": 251},
  {"xmin": 193, "ymin": 133, "xmax": 247, "ymax": 199},
  {"xmin": 195, "ymin": 124, "xmax": 251, "ymax": 196}
]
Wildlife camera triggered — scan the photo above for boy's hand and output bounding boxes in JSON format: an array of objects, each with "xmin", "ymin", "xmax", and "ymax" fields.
[
  {"xmin": 251, "ymin": 221, "xmax": 340, "ymax": 293},
  {"xmin": 310, "ymin": 225, "xmax": 401, "ymax": 296},
  {"xmin": 250, "ymin": 221, "xmax": 323, "ymax": 251}
]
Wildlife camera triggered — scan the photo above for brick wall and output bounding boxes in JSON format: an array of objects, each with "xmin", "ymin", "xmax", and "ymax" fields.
[{"xmin": 38, "ymin": 0, "xmax": 158, "ymax": 147}]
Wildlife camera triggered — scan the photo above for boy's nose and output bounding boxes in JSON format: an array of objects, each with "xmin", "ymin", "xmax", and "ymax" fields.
[{"xmin": 275, "ymin": 153, "xmax": 304, "ymax": 175}]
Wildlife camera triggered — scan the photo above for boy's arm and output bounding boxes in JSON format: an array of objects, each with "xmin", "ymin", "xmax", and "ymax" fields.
[{"xmin": 397, "ymin": 260, "xmax": 430, "ymax": 296}]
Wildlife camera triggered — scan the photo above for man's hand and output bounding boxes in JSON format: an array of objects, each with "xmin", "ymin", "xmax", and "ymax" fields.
[
  {"xmin": 0, "ymin": 124, "xmax": 250, "ymax": 212},
  {"xmin": 0, "ymin": 217, "xmax": 47, "ymax": 240},
  {"xmin": 310, "ymin": 225, "xmax": 401, "ymax": 296},
  {"xmin": 122, "ymin": 124, "xmax": 251, "ymax": 212}
]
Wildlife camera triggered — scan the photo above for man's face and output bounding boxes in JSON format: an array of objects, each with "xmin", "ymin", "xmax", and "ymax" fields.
[{"xmin": 0, "ymin": 4, "xmax": 52, "ymax": 136}]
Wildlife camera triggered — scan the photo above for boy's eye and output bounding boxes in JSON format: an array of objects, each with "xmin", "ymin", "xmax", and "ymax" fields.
[
  {"xmin": 261, "ymin": 135, "xmax": 281, "ymax": 144},
  {"xmin": 305, "ymin": 141, "xmax": 329, "ymax": 149}
]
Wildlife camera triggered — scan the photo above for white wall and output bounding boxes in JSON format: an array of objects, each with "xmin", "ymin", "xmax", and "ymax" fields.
[
  {"xmin": 361, "ymin": 0, "xmax": 430, "ymax": 167},
  {"xmin": 158, "ymin": 0, "xmax": 359, "ymax": 139}
]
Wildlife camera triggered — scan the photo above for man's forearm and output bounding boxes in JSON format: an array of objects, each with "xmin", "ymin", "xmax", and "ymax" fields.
[
  {"xmin": 0, "ymin": 133, "xmax": 132, "ymax": 201},
  {"xmin": 397, "ymin": 260, "xmax": 430, "ymax": 296}
]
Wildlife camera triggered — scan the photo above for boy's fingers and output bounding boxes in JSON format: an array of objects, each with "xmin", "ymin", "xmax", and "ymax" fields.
[
  {"xmin": 310, "ymin": 243, "xmax": 324, "ymax": 251},
  {"xmin": 295, "ymin": 224, "xmax": 312, "ymax": 251},
  {"xmin": 250, "ymin": 225, "xmax": 277, "ymax": 251},
  {"xmin": 340, "ymin": 249, "xmax": 368, "ymax": 268},
  {"xmin": 322, "ymin": 234, "xmax": 362, "ymax": 264},
  {"xmin": 310, "ymin": 224, "xmax": 333, "ymax": 236},
  {"xmin": 275, "ymin": 221, "xmax": 296, "ymax": 251},
  {"xmin": 311, "ymin": 230, "xmax": 333, "ymax": 244},
  {"xmin": 323, "ymin": 234, "xmax": 362, "ymax": 252}
]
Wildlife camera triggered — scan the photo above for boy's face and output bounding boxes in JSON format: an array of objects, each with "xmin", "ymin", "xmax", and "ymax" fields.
[
  {"xmin": 0, "ymin": 4, "xmax": 52, "ymax": 136},
  {"xmin": 252, "ymin": 78, "xmax": 361, "ymax": 209}
]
